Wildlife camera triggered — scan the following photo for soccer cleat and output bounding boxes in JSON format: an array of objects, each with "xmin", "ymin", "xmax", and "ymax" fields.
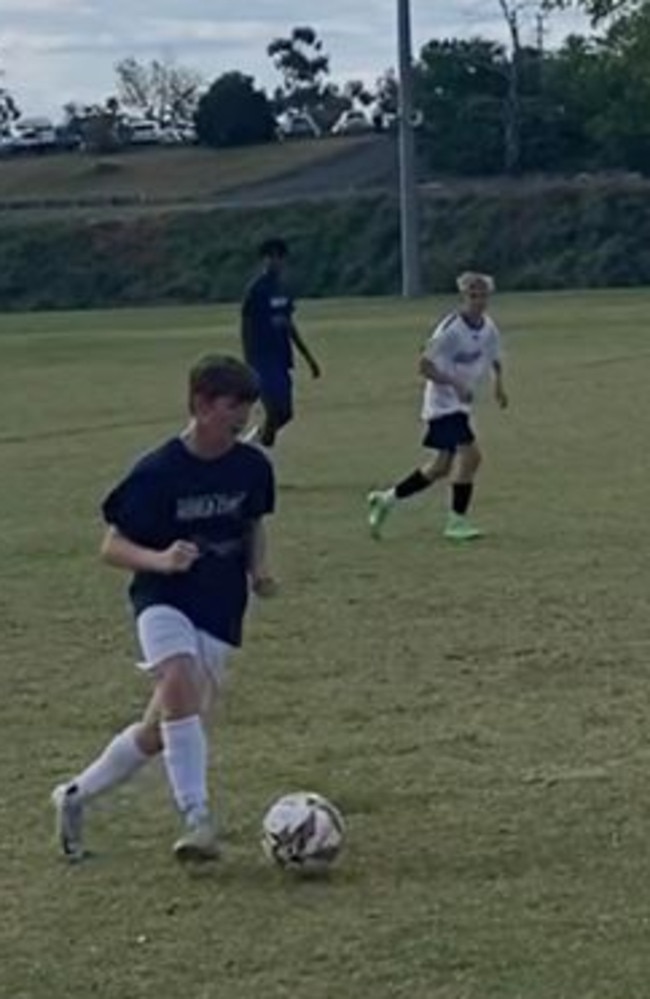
[
  {"xmin": 51, "ymin": 783, "xmax": 85, "ymax": 862},
  {"xmin": 173, "ymin": 814, "xmax": 220, "ymax": 864},
  {"xmin": 367, "ymin": 491, "xmax": 394, "ymax": 540},
  {"xmin": 444, "ymin": 513, "xmax": 483, "ymax": 542}
]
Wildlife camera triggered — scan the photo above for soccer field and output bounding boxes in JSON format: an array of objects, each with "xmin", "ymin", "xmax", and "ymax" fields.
[{"xmin": 1, "ymin": 291, "xmax": 649, "ymax": 999}]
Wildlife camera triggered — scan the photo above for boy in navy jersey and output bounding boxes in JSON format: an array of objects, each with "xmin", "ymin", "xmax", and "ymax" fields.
[
  {"xmin": 241, "ymin": 238, "xmax": 321, "ymax": 449},
  {"xmin": 368, "ymin": 273, "xmax": 509, "ymax": 541},
  {"xmin": 52, "ymin": 356, "xmax": 276, "ymax": 863}
]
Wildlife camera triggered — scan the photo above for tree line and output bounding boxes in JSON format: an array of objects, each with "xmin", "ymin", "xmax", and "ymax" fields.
[{"xmin": 4, "ymin": 0, "xmax": 650, "ymax": 175}]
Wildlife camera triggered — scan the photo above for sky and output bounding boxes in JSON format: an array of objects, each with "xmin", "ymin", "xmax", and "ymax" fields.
[{"xmin": 0, "ymin": 1, "xmax": 589, "ymax": 120}]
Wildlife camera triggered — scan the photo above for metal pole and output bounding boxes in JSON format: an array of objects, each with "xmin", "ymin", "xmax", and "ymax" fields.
[{"xmin": 397, "ymin": 0, "xmax": 421, "ymax": 297}]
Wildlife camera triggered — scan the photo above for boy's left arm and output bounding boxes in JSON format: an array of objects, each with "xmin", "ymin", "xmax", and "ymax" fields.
[
  {"xmin": 248, "ymin": 518, "xmax": 278, "ymax": 598},
  {"xmin": 492, "ymin": 359, "xmax": 509, "ymax": 409},
  {"xmin": 290, "ymin": 322, "xmax": 321, "ymax": 379}
]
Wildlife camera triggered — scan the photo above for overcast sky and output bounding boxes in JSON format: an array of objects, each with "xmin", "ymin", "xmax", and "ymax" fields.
[{"xmin": 0, "ymin": 1, "xmax": 589, "ymax": 119}]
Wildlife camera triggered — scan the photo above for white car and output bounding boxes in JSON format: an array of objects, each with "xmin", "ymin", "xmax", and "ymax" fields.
[
  {"xmin": 276, "ymin": 112, "xmax": 321, "ymax": 140},
  {"xmin": 331, "ymin": 110, "xmax": 372, "ymax": 136},
  {"xmin": 12, "ymin": 117, "xmax": 57, "ymax": 151},
  {"xmin": 127, "ymin": 119, "xmax": 161, "ymax": 146}
]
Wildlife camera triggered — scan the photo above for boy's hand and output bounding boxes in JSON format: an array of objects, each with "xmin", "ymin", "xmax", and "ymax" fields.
[
  {"xmin": 495, "ymin": 385, "xmax": 509, "ymax": 410},
  {"xmin": 309, "ymin": 358, "xmax": 322, "ymax": 380},
  {"xmin": 252, "ymin": 575, "xmax": 279, "ymax": 598},
  {"xmin": 159, "ymin": 541, "xmax": 200, "ymax": 574}
]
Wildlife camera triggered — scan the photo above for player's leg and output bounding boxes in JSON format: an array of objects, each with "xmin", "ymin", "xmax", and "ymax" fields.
[
  {"xmin": 151, "ymin": 649, "xmax": 221, "ymax": 861},
  {"xmin": 51, "ymin": 698, "xmax": 162, "ymax": 862},
  {"xmin": 259, "ymin": 371, "xmax": 293, "ymax": 449},
  {"xmin": 445, "ymin": 439, "xmax": 483, "ymax": 541},
  {"xmin": 367, "ymin": 416, "xmax": 459, "ymax": 539}
]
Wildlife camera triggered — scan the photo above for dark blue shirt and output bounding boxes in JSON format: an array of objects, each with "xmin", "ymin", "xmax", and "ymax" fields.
[
  {"xmin": 241, "ymin": 271, "xmax": 295, "ymax": 371},
  {"xmin": 102, "ymin": 438, "xmax": 275, "ymax": 647}
]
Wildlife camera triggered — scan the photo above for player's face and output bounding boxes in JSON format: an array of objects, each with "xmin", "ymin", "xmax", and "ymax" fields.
[
  {"xmin": 463, "ymin": 284, "xmax": 490, "ymax": 317},
  {"xmin": 266, "ymin": 252, "xmax": 286, "ymax": 275},
  {"xmin": 195, "ymin": 395, "xmax": 253, "ymax": 444}
]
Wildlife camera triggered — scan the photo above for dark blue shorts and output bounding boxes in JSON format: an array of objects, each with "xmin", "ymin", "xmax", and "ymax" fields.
[
  {"xmin": 423, "ymin": 412, "xmax": 475, "ymax": 452},
  {"xmin": 257, "ymin": 366, "xmax": 293, "ymax": 423}
]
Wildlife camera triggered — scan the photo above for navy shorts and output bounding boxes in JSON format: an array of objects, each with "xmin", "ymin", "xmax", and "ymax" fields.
[
  {"xmin": 423, "ymin": 412, "xmax": 475, "ymax": 452},
  {"xmin": 257, "ymin": 366, "xmax": 293, "ymax": 423}
]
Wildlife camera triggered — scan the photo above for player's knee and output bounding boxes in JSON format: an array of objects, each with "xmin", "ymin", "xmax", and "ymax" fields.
[
  {"xmin": 136, "ymin": 721, "xmax": 163, "ymax": 757},
  {"xmin": 155, "ymin": 655, "xmax": 201, "ymax": 717},
  {"xmin": 458, "ymin": 444, "xmax": 481, "ymax": 478}
]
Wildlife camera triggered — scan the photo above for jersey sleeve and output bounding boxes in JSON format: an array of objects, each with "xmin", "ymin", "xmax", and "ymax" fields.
[
  {"xmin": 244, "ymin": 458, "xmax": 276, "ymax": 520},
  {"xmin": 422, "ymin": 316, "xmax": 457, "ymax": 364},
  {"xmin": 101, "ymin": 466, "xmax": 168, "ymax": 547}
]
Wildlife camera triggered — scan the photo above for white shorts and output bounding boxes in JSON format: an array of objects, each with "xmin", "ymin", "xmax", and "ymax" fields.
[{"xmin": 136, "ymin": 605, "xmax": 232, "ymax": 694}]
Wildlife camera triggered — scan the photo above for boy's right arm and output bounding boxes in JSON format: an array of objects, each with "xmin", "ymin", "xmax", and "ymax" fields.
[{"xmin": 101, "ymin": 527, "xmax": 200, "ymax": 575}]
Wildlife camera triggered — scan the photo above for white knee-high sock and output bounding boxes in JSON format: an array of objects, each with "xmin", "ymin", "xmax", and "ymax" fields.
[
  {"xmin": 160, "ymin": 716, "xmax": 208, "ymax": 823},
  {"xmin": 71, "ymin": 723, "xmax": 151, "ymax": 802}
]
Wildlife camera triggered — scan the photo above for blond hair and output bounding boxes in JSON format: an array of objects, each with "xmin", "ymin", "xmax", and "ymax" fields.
[{"xmin": 456, "ymin": 272, "xmax": 495, "ymax": 294}]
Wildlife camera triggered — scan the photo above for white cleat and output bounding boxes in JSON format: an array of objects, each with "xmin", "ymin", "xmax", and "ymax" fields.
[
  {"xmin": 173, "ymin": 815, "xmax": 220, "ymax": 864},
  {"xmin": 51, "ymin": 783, "xmax": 85, "ymax": 863}
]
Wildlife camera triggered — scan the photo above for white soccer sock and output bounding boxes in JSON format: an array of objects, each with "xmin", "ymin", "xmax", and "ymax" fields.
[
  {"xmin": 161, "ymin": 715, "xmax": 208, "ymax": 823},
  {"xmin": 71, "ymin": 723, "xmax": 150, "ymax": 802}
]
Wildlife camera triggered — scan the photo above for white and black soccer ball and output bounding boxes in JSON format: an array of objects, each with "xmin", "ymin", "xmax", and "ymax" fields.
[{"xmin": 261, "ymin": 792, "xmax": 345, "ymax": 874}]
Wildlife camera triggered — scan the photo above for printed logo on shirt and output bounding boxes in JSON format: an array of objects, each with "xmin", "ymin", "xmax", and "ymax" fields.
[
  {"xmin": 176, "ymin": 492, "xmax": 246, "ymax": 522},
  {"xmin": 453, "ymin": 349, "xmax": 483, "ymax": 365}
]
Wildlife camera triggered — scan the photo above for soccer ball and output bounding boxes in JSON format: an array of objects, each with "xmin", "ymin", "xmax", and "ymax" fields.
[{"xmin": 261, "ymin": 792, "xmax": 345, "ymax": 874}]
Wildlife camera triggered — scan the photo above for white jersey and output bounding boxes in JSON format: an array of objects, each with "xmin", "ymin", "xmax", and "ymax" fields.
[{"xmin": 421, "ymin": 311, "xmax": 502, "ymax": 420}]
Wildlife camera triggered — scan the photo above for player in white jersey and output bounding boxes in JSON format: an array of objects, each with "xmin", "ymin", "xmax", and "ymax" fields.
[{"xmin": 367, "ymin": 272, "xmax": 509, "ymax": 541}]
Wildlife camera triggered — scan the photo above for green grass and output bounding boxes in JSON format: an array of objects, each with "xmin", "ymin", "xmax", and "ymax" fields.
[
  {"xmin": 1, "ymin": 290, "xmax": 650, "ymax": 998},
  {"xmin": 0, "ymin": 137, "xmax": 366, "ymax": 208}
]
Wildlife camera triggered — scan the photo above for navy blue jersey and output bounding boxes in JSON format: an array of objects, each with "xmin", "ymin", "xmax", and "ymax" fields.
[
  {"xmin": 102, "ymin": 438, "xmax": 275, "ymax": 647},
  {"xmin": 241, "ymin": 271, "xmax": 295, "ymax": 371}
]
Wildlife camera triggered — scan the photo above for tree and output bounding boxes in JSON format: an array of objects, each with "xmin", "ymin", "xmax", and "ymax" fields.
[
  {"xmin": 415, "ymin": 38, "xmax": 509, "ymax": 174},
  {"xmin": 61, "ymin": 99, "xmax": 129, "ymax": 153},
  {"xmin": 116, "ymin": 57, "xmax": 202, "ymax": 124},
  {"xmin": 543, "ymin": 0, "xmax": 640, "ymax": 22},
  {"xmin": 0, "ymin": 79, "xmax": 19, "ymax": 128},
  {"xmin": 268, "ymin": 26, "xmax": 330, "ymax": 113},
  {"xmin": 195, "ymin": 73, "xmax": 276, "ymax": 148},
  {"xmin": 375, "ymin": 70, "xmax": 399, "ymax": 116}
]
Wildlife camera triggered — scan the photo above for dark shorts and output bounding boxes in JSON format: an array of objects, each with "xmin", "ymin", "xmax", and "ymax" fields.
[
  {"xmin": 257, "ymin": 366, "xmax": 293, "ymax": 423},
  {"xmin": 423, "ymin": 412, "xmax": 475, "ymax": 452}
]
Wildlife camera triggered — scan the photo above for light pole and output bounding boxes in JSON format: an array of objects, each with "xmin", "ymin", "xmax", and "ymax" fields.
[{"xmin": 397, "ymin": 0, "xmax": 421, "ymax": 298}]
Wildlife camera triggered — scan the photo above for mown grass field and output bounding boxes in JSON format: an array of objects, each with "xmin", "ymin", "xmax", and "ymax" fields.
[
  {"xmin": 1, "ymin": 291, "xmax": 649, "ymax": 999},
  {"xmin": 0, "ymin": 136, "xmax": 366, "ymax": 207}
]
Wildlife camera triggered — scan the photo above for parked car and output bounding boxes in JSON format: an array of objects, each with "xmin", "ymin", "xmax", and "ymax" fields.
[
  {"xmin": 159, "ymin": 123, "xmax": 197, "ymax": 146},
  {"xmin": 331, "ymin": 110, "xmax": 372, "ymax": 136},
  {"xmin": 12, "ymin": 116, "xmax": 57, "ymax": 152},
  {"xmin": 276, "ymin": 111, "xmax": 321, "ymax": 140},
  {"xmin": 127, "ymin": 119, "xmax": 162, "ymax": 146}
]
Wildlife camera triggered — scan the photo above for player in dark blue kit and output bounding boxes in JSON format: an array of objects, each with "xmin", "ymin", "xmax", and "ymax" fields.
[
  {"xmin": 52, "ymin": 356, "xmax": 277, "ymax": 864},
  {"xmin": 241, "ymin": 238, "xmax": 321, "ymax": 449}
]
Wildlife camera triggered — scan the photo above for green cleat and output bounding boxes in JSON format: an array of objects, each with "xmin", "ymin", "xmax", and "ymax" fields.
[
  {"xmin": 367, "ymin": 491, "xmax": 394, "ymax": 540},
  {"xmin": 444, "ymin": 513, "xmax": 483, "ymax": 542}
]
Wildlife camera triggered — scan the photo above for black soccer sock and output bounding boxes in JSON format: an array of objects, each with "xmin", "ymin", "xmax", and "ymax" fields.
[
  {"xmin": 395, "ymin": 470, "xmax": 433, "ymax": 500},
  {"xmin": 452, "ymin": 482, "xmax": 474, "ymax": 515}
]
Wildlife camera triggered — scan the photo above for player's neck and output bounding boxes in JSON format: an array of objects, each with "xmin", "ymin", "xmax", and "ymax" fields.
[
  {"xmin": 180, "ymin": 422, "xmax": 234, "ymax": 461},
  {"xmin": 461, "ymin": 310, "xmax": 485, "ymax": 329}
]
